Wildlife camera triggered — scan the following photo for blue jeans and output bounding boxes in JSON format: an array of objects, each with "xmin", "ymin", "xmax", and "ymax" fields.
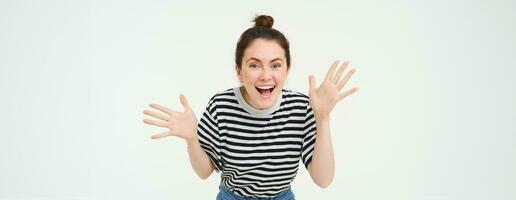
[{"xmin": 216, "ymin": 184, "xmax": 295, "ymax": 200}]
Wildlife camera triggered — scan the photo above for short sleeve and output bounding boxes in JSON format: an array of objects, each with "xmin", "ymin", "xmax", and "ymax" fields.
[
  {"xmin": 301, "ymin": 102, "xmax": 317, "ymax": 169},
  {"xmin": 197, "ymin": 98, "xmax": 223, "ymax": 172}
]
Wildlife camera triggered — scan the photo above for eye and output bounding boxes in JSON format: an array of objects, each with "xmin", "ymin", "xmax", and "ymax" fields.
[
  {"xmin": 272, "ymin": 63, "xmax": 281, "ymax": 69},
  {"xmin": 249, "ymin": 63, "xmax": 259, "ymax": 69}
]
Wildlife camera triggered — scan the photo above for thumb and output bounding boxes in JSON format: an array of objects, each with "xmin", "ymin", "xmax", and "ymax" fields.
[
  {"xmin": 309, "ymin": 75, "xmax": 316, "ymax": 91},
  {"xmin": 179, "ymin": 94, "xmax": 191, "ymax": 111}
]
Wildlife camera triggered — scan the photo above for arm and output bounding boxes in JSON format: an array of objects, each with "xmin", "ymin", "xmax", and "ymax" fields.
[
  {"xmin": 143, "ymin": 94, "xmax": 214, "ymax": 180},
  {"xmin": 186, "ymin": 136, "xmax": 214, "ymax": 179},
  {"xmin": 307, "ymin": 115, "xmax": 334, "ymax": 188},
  {"xmin": 307, "ymin": 60, "xmax": 358, "ymax": 188}
]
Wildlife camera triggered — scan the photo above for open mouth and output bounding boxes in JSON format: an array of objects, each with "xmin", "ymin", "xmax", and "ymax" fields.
[{"xmin": 255, "ymin": 85, "xmax": 275, "ymax": 97}]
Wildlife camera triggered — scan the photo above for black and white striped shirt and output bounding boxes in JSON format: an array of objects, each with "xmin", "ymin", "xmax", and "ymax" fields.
[{"xmin": 197, "ymin": 87, "xmax": 317, "ymax": 198}]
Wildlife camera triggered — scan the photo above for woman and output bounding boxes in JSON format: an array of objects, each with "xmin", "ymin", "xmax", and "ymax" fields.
[{"xmin": 143, "ymin": 15, "xmax": 358, "ymax": 200}]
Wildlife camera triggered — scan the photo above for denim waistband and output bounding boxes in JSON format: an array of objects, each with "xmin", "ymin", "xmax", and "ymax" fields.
[{"xmin": 217, "ymin": 183, "xmax": 295, "ymax": 200}]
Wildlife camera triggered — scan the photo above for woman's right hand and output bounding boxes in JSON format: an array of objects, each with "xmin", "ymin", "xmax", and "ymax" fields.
[{"xmin": 143, "ymin": 94, "xmax": 198, "ymax": 142}]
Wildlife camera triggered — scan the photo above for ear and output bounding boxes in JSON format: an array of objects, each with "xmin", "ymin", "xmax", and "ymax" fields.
[{"xmin": 236, "ymin": 66, "xmax": 242, "ymax": 82}]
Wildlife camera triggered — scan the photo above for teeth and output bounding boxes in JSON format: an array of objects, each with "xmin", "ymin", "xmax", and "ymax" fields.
[{"xmin": 257, "ymin": 86, "xmax": 274, "ymax": 90}]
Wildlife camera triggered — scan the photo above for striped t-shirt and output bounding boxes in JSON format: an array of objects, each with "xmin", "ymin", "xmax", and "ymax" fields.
[{"xmin": 196, "ymin": 86, "xmax": 317, "ymax": 198}]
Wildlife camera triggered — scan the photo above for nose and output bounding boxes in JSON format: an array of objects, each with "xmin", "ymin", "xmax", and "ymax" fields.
[{"xmin": 259, "ymin": 67, "xmax": 272, "ymax": 81}]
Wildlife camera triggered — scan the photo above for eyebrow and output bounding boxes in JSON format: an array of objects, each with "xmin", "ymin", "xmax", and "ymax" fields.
[{"xmin": 246, "ymin": 57, "xmax": 284, "ymax": 63}]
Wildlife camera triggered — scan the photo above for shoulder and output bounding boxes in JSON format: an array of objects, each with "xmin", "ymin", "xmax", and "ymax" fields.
[
  {"xmin": 206, "ymin": 88, "xmax": 235, "ymax": 102},
  {"xmin": 278, "ymin": 89, "xmax": 312, "ymax": 115},
  {"xmin": 282, "ymin": 89, "xmax": 309, "ymax": 104},
  {"xmin": 204, "ymin": 88, "xmax": 238, "ymax": 109}
]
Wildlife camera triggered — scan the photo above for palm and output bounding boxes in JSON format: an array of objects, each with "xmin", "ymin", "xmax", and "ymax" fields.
[
  {"xmin": 309, "ymin": 60, "xmax": 359, "ymax": 117},
  {"xmin": 143, "ymin": 94, "xmax": 198, "ymax": 141}
]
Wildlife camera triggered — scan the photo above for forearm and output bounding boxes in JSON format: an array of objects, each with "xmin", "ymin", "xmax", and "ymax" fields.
[
  {"xmin": 307, "ymin": 114, "xmax": 335, "ymax": 188},
  {"xmin": 186, "ymin": 136, "xmax": 214, "ymax": 180}
]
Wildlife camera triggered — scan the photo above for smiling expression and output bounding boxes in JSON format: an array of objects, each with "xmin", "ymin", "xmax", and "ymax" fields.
[{"xmin": 237, "ymin": 38, "xmax": 290, "ymax": 110}]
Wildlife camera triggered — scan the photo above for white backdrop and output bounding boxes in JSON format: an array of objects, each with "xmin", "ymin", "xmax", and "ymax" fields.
[{"xmin": 1, "ymin": 0, "xmax": 515, "ymax": 199}]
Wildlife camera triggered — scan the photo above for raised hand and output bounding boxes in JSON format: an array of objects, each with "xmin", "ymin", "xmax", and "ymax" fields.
[
  {"xmin": 308, "ymin": 60, "xmax": 359, "ymax": 118},
  {"xmin": 143, "ymin": 94, "xmax": 198, "ymax": 142}
]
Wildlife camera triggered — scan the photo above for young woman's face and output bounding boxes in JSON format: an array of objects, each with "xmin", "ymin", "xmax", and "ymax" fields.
[{"xmin": 237, "ymin": 38, "xmax": 289, "ymax": 110}]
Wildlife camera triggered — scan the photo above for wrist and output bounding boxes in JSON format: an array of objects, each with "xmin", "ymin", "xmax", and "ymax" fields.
[
  {"xmin": 185, "ymin": 134, "xmax": 199, "ymax": 147},
  {"xmin": 314, "ymin": 113, "xmax": 330, "ymax": 121}
]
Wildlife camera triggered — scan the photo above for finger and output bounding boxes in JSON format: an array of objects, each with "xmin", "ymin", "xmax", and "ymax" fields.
[
  {"xmin": 333, "ymin": 61, "xmax": 349, "ymax": 84},
  {"xmin": 150, "ymin": 131, "xmax": 170, "ymax": 139},
  {"xmin": 337, "ymin": 68, "xmax": 356, "ymax": 91},
  {"xmin": 143, "ymin": 118, "xmax": 168, "ymax": 128},
  {"xmin": 149, "ymin": 103, "xmax": 179, "ymax": 116},
  {"xmin": 309, "ymin": 75, "xmax": 316, "ymax": 91},
  {"xmin": 179, "ymin": 94, "xmax": 191, "ymax": 111},
  {"xmin": 338, "ymin": 87, "xmax": 359, "ymax": 101},
  {"xmin": 323, "ymin": 60, "xmax": 339, "ymax": 82},
  {"xmin": 149, "ymin": 104, "xmax": 180, "ymax": 116},
  {"xmin": 143, "ymin": 110, "xmax": 169, "ymax": 121}
]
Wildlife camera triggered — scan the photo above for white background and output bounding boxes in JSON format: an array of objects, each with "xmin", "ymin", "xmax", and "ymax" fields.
[{"xmin": 1, "ymin": 0, "xmax": 515, "ymax": 199}]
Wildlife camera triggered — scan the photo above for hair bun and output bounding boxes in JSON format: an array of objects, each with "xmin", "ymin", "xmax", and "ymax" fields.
[{"xmin": 253, "ymin": 15, "xmax": 274, "ymax": 28}]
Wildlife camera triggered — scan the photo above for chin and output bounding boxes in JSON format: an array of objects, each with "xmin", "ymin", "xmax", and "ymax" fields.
[
  {"xmin": 256, "ymin": 101, "xmax": 274, "ymax": 109},
  {"xmin": 252, "ymin": 91, "xmax": 278, "ymax": 109}
]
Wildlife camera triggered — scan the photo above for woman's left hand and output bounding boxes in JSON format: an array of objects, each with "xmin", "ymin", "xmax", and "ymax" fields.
[{"xmin": 308, "ymin": 60, "xmax": 359, "ymax": 119}]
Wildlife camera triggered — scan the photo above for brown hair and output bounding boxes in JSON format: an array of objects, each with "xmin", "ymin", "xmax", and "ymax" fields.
[{"xmin": 235, "ymin": 15, "xmax": 291, "ymax": 69}]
